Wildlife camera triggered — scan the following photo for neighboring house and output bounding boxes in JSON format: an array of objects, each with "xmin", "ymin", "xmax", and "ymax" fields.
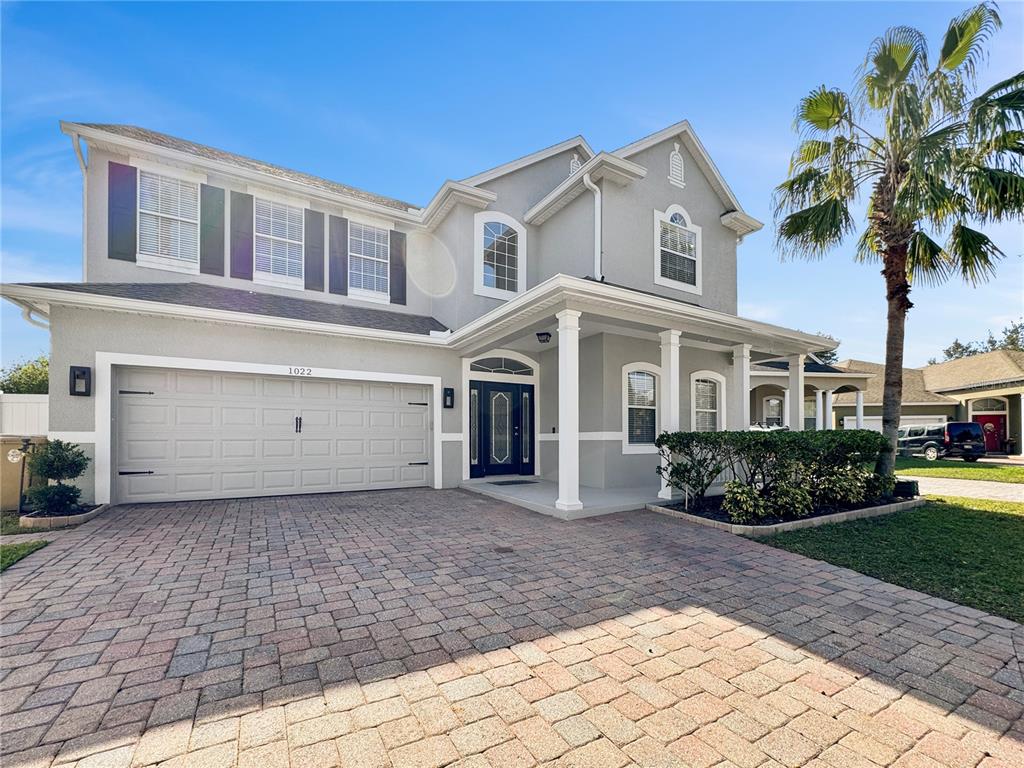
[
  {"xmin": 0, "ymin": 119, "xmax": 853, "ymax": 518},
  {"xmin": 834, "ymin": 352, "xmax": 1024, "ymax": 455}
]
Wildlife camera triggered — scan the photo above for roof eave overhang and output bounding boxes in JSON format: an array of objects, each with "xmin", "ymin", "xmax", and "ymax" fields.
[
  {"xmin": 932, "ymin": 378, "xmax": 1024, "ymax": 394},
  {"xmin": 0, "ymin": 284, "xmax": 449, "ymax": 347},
  {"xmin": 419, "ymin": 181, "xmax": 497, "ymax": 231},
  {"xmin": 460, "ymin": 136, "xmax": 596, "ymax": 187},
  {"xmin": 524, "ymin": 153, "xmax": 647, "ymax": 225}
]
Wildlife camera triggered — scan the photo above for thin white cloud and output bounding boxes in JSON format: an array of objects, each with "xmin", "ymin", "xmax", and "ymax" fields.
[{"xmin": 0, "ymin": 249, "xmax": 80, "ymax": 283}]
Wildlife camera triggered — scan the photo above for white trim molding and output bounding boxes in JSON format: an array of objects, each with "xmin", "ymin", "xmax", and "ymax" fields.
[
  {"xmin": 622, "ymin": 361, "xmax": 663, "ymax": 455},
  {"xmin": 690, "ymin": 369, "xmax": 727, "ymax": 432},
  {"xmin": 654, "ymin": 204, "xmax": 702, "ymax": 296},
  {"xmin": 473, "ymin": 211, "xmax": 527, "ymax": 301},
  {"xmin": 92, "ymin": 352, "xmax": 445, "ymax": 505}
]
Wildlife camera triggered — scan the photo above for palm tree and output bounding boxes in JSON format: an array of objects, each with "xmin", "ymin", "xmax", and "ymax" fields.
[{"xmin": 774, "ymin": 2, "xmax": 1024, "ymax": 476}]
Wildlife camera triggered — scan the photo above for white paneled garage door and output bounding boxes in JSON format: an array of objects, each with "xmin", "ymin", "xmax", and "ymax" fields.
[{"xmin": 115, "ymin": 367, "xmax": 431, "ymax": 503}]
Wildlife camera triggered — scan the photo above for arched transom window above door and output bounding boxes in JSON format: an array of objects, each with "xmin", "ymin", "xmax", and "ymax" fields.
[{"xmin": 469, "ymin": 357, "xmax": 534, "ymax": 376}]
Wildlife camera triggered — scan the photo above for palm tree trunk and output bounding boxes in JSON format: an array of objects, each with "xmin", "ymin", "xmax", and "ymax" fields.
[{"xmin": 877, "ymin": 245, "xmax": 912, "ymax": 476}]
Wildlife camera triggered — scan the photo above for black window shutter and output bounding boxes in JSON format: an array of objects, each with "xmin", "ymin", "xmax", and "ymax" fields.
[
  {"xmin": 230, "ymin": 191, "xmax": 254, "ymax": 280},
  {"xmin": 199, "ymin": 184, "xmax": 225, "ymax": 276},
  {"xmin": 304, "ymin": 210, "xmax": 325, "ymax": 291},
  {"xmin": 389, "ymin": 230, "xmax": 407, "ymax": 305},
  {"xmin": 108, "ymin": 161, "xmax": 137, "ymax": 262},
  {"xmin": 328, "ymin": 215, "xmax": 348, "ymax": 295}
]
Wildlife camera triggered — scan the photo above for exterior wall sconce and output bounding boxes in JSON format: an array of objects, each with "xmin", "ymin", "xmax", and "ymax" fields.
[
  {"xmin": 536, "ymin": 332, "xmax": 552, "ymax": 344},
  {"xmin": 443, "ymin": 387, "xmax": 455, "ymax": 409},
  {"xmin": 70, "ymin": 366, "xmax": 92, "ymax": 396}
]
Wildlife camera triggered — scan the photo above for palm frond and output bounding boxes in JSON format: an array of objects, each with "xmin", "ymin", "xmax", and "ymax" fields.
[
  {"xmin": 860, "ymin": 25, "xmax": 929, "ymax": 109},
  {"xmin": 796, "ymin": 86, "xmax": 852, "ymax": 134},
  {"xmin": 969, "ymin": 70, "xmax": 1024, "ymax": 139},
  {"xmin": 945, "ymin": 222, "xmax": 1003, "ymax": 285},
  {"xmin": 939, "ymin": 2, "xmax": 1001, "ymax": 81},
  {"xmin": 777, "ymin": 198, "xmax": 855, "ymax": 259},
  {"xmin": 965, "ymin": 165, "xmax": 1024, "ymax": 221},
  {"xmin": 791, "ymin": 139, "xmax": 832, "ymax": 170},
  {"xmin": 906, "ymin": 230, "xmax": 953, "ymax": 286},
  {"xmin": 854, "ymin": 226, "xmax": 882, "ymax": 264}
]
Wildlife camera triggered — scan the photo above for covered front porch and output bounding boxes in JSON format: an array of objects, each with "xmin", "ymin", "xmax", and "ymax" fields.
[{"xmin": 448, "ymin": 276, "xmax": 862, "ymax": 519}]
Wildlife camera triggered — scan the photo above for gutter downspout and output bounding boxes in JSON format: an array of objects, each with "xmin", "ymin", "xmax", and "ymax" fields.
[
  {"xmin": 70, "ymin": 133, "xmax": 88, "ymax": 281},
  {"xmin": 581, "ymin": 173, "xmax": 602, "ymax": 281},
  {"xmin": 14, "ymin": 300, "xmax": 50, "ymax": 330}
]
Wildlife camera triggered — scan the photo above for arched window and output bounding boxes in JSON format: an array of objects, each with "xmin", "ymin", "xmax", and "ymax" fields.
[
  {"xmin": 970, "ymin": 397, "xmax": 1007, "ymax": 412},
  {"xmin": 668, "ymin": 142, "xmax": 685, "ymax": 188},
  {"xmin": 469, "ymin": 357, "xmax": 534, "ymax": 376},
  {"xmin": 474, "ymin": 211, "xmax": 527, "ymax": 300},
  {"xmin": 654, "ymin": 205, "xmax": 702, "ymax": 295},
  {"xmin": 690, "ymin": 370, "xmax": 726, "ymax": 432},
  {"xmin": 622, "ymin": 363, "xmax": 661, "ymax": 453},
  {"xmin": 764, "ymin": 396, "xmax": 784, "ymax": 427}
]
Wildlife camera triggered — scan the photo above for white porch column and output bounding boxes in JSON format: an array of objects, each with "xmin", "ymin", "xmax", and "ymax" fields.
[
  {"xmin": 658, "ymin": 330, "xmax": 681, "ymax": 500},
  {"xmin": 787, "ymin": 354, "xmax": 805, "ymax": 431},
  {"xmin": 824, "ymin": 389, "xmax": 834, "ymax": 430},
  {"xmin": 730, "ymin": 344, "xmax": 751, "ymax": 430},
  {"xmin": 555, "ymin": 310, "xmax": 582, "ymax": 512},
  {"xmin": 783, "ymin": 389, "xmax": 791, "ymax": 428},
  {"xmin": 815, "ymin": 390, "xmax": 824, "ymax": 431},
  {"xmin": 855, "ymin": 390, "xmax": 864, "ymax": 429}
]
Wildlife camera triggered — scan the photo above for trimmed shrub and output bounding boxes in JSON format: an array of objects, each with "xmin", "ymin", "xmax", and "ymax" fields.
[
  {"xmin": 722, "ymin": 481, "xmax": 765, "ymax": 524},
  {"xmin": 25, "ymin": 440, "xmax": 90, "ymax": 517},
  {"xmin": 864, "ymin": 472, "xmax": 896, "ymax": 503},
  {"xmin": 766, "ymin": 483, "xmax": 814, "ymax": 520},
  {"xmin": 655, "ymin": 431, "xmax": 734, "ymax": 504}
]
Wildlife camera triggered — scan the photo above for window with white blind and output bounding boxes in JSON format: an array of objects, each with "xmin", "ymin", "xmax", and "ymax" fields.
[
  {"xmin": 622, "ymin": 363, "xmax": 661, "ymax": 453},
  {"xmin": 348, "ymin": 222, "xmax": 390, "ymax": 299},
  {"xmin": 138, "ymin": 170, "xmax": 199, "ymax": 267},
  {"xmin": 690, "ymin": 371, "xmax": 725, "ymax": 432},
  {"xmin": 254, "ymin": 197, "xmax": 303, "ymax": 285},
  {"xmin": 654, "ymin": 206, "xmax": 701, "ymax": 295}
]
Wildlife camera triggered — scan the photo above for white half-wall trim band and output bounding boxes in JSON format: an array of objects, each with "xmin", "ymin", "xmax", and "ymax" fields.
[
  {"xmin": 441, "ymin": 433, "xmax": 463, "ymax": 442},
  {"xmin": 48, "ymin": 431, "xmax": 98, "ymax": 443},
  {"xmin": 92, "ymin": 352, "xmax": 445, "ymax": 505},
  {"xmin": 539, "ymin": 432, "xmax": 626, "ymax": 442}
]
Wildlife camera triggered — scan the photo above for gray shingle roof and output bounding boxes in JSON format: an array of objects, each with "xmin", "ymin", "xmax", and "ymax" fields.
[
  {"xmin": 79, "ymin": 124, "xmax": 417, "ymax": 212},
  {"xmin": 833, "ymin": 359, "xmax": 958, "ymax": 405},
  {"xmin": 26, "ymin": 282, "xmax": 448, "ymax": 336}
]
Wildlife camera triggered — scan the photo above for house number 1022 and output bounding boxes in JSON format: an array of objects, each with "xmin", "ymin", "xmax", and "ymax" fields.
[{"xmin": 288, "ymin": 367, "xmax": 313, "ymax": 376}]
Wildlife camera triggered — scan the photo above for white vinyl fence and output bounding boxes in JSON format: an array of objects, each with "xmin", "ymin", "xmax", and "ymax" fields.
[{"xmin": 0, "ymin": 394, "xmax": 49, "ymax": 436}]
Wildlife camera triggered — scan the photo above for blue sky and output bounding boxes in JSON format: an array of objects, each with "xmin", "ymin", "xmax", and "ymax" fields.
[{"xmin": 2, "ymin": 1, "xmax": 1022, "ymax": 368}]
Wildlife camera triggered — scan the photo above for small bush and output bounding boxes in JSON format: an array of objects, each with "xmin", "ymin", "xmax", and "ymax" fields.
[
  {"xmin": 811, "ymin": 465, "xmax": 867, "ymax": 508},
  {"xmin": 722, "ymin": 481, "xmax": 765, "ymax": 524},
  {"xmin": 25, "ymin": 484, "xmax": 81, "ymax": 517},
  {"xmin": 766, "ymin": 483, "xmax": 814, "ymax": 520},
  {"xmin": 655, "ymin": 432, "xmax": 734, "ymax": 504},
  {"xmin": 864, "ymin": 472, "xmax": 896, "ymax": 503}
]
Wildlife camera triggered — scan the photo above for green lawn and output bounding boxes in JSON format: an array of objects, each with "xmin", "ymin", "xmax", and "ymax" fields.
[
  {"xmin": 895, "ymin": 456, "xmax": 1024, "ymax": 484},
  {"xmin": 763, "ymin": 495, "xmax": 1024, "ymax": 623},
  {"xmin": 0, "ymin": 511, "xmax": 70, "ymax": 536},
  {"xmin": 0, "ymin": 540, "xmax": 48, "ymax": 572}
]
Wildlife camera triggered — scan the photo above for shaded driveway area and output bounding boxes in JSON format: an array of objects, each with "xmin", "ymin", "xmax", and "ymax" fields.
[{"xmin": 2, "ymin": 490, "xmax": 1022, "ymax": 768}]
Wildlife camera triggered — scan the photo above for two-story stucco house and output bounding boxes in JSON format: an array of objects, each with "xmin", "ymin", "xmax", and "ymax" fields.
[{"xmin": 0, "ymin": 119, "xmax": 870, "ymax": 518}]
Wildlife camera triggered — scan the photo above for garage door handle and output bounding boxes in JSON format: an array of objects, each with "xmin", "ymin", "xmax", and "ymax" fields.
[
  {"xmin": 295, "ymin": 416, "xmax": 303, "ymax": 434},
  {"xmin": 118, "ymin": 390, "xmax": 154, "ymax": 395},
  {"xmin": 408, "ymin": 461, "xmax": 429, "ymax": 466},
  {"xmin": 408, "ymin": 402, "xmax": 428, "ymax": 406},
  {"xmin": 118, "ymin": 470, "xmax": 154, "ymax": 475}
]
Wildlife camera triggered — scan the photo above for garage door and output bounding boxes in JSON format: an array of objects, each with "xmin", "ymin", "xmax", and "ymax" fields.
[
  {"xmin": 115, "ymin": 367, "xmax": 431, "ymax": 503},
  {"xmin": 843, "ymin": 415, "xmax": 947, "ymax": 432}
]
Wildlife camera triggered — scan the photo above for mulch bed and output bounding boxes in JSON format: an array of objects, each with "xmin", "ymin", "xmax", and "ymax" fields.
[{"xmin": 660, "ymin": 495, "xmax": 914, "ymax": 527}]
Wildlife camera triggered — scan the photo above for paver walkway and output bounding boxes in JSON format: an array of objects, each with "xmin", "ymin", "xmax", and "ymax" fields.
[
  {"xmin": 1, "ymin": 490, "xmax": 1021, "ymax": 768},
  {"xmin": 898, "ymin": 475, "xmax": 1024, "ymax": 502}
]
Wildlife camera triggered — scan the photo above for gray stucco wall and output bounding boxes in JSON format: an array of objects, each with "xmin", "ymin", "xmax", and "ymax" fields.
[
  {"xmin": 49, "ymin": 305, "xmax": 465, "ymax": 502},
  {"xmin": 601, "ymin": 138, "xmax": 739, "ymax": 314}
]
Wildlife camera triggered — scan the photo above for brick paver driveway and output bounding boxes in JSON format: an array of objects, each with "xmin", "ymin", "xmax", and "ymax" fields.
[{"xmin": 2, "ymin": 490, "xmax": 1022, "ymax": 768}]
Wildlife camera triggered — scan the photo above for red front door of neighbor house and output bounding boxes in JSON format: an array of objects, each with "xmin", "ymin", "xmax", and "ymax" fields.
[{"xmin": 974, "ymin": 415, "xmax": 1006, "ymax": 452}]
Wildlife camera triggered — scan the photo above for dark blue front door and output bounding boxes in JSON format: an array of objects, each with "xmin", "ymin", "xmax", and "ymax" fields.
[{"xmin": 471, "ymin": 381, "xmax": 534, "ymax": 478}]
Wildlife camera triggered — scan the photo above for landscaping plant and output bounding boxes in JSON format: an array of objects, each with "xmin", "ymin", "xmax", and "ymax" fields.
[
  {"xmin": 774, "ymin": 2, "xmax": 1024, "ymax": 476},
  {"xmin": 25, "ymin": 440, "xmax": 90, "ymax": 517}
]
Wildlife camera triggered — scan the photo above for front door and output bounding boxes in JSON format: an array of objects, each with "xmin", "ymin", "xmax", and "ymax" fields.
[
  {"xmin": 974, "ymin": 414, "xmax": 1006, "ymax": 452},
  {"xmin": 471, "ymin": 381, "xmax": 534, "ymax": 478}
]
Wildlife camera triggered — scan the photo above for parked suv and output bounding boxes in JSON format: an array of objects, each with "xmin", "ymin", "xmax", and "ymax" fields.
[{"xmin": 897, "ymin": 422, "xmax": 986, "ymax": 461}]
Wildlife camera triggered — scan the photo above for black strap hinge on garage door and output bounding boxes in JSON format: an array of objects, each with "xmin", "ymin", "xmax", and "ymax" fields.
[
  {"xmin": 118, "ymin": 390, "xmax": 154, "ymax": 395},
  {"xmin": 408, "ymin": 462, "xmax": 429, "ymax": 466},
  {"xmin": 118, "ymin": 470, "xmax": 154, "ymax": 475},
  {"xmin": 407, "ymin": 402, "xmax": 428, "ymax": 406}
]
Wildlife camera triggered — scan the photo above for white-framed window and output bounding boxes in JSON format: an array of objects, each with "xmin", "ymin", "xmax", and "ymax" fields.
[
  {"xmin": 654, "ymin": 205, "xmax": 702, "ymax": 295},
  {"xmin": 254, "ymin": 197, "xmax": 304, "ymax": 287},
  {"xmin": 763, "ymin": 396, "xmax": 784, "ymax": 427},
  {"xmin": 690, "ymin": 370, "xmax": 726, "ymax": 432},
  {"xmin": 137, "ymin": 169, "xmax": 200, "ymax": 273},
  {"xmin": 622, "ymin": 363, "xmax": 662, "ymax": 454},
  {"xmin": 474, "ymin": 211, "xmax": 527, "ymax": 300},
  {"xmin": 668, "ymin": 142, "xmax": 685, "ymax": 188},
  {"xmin": 348, "ymin": 221, "xmax": 390, "ymax": 302}
]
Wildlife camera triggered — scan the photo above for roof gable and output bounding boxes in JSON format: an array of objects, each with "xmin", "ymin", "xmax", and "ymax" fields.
[
  {"xmin": 920, "ymin": 349, "xmax": 1024, "ymax": 391},
  {"xmin": 460, "ymin": 136, "xmax": 595, "ymax": 187}
]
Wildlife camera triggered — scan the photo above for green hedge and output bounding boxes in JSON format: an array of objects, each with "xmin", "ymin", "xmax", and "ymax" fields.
[{"xmin": 655, "ymin": 430, "xmax": 893, "ymax": 524}]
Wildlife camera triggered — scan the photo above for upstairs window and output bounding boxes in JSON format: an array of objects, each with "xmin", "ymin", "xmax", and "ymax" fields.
[
  {"xmin": 138, "ymin": 171, "xmax": 199, "ymax": 265},
  {"xmin": 254, "ymin": 197, "xmax": 303, "ymax": 284},
  {"xmin": 474, "ymin": 211, "xmax": 527, "ymax": 300},
  {"xmin": 654, "ymin": 206, "xmax": 702, "ymax": 295},
  {"xmin": 348, "ymin": 221, "xmax": 390, "ymax": 299},
  {"xmin": 668, "ymin": 142, "xmax": 685, "ymax": 188}
]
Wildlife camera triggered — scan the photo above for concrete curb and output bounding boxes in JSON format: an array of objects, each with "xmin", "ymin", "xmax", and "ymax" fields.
[
  {"xmin": 646, "ymin": 497, "xmax": 925, "ymax": 537},
  {"xmin": 19, "ymin": 504, "xmax": 111, "ymax": 530}
]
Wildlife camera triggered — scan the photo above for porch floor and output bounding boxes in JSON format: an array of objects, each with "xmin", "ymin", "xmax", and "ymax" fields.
[{"xmin": 460, "ymin": 477, "xmax": 662, "ymax": 520}]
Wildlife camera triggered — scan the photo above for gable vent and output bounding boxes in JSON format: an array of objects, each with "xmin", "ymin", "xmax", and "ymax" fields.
[{"xmin": 569, "ymin": 153, "xmax": 582, "ymax": 176}]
